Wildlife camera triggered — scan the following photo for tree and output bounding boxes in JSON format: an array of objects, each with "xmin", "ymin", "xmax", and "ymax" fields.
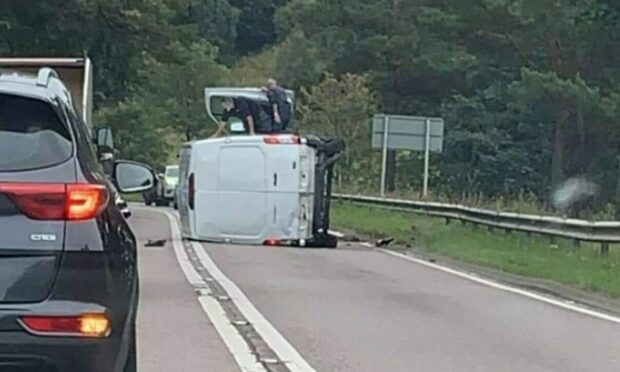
[{"xmin": 299, "ymin": 73, "xmax": 376, "ymax": 189}]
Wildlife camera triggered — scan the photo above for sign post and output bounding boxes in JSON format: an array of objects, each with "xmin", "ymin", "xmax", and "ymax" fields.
[
  {"xmin": 380, "ymin": 116, "xmax": 390, "ymax": 197},
  {"xmin": 372, "ymin": 115, "xmax": 444, "ymax": 197},
  {"xmin": 423, "ymin": 118, "xmax": 431, "ymax": 197}
]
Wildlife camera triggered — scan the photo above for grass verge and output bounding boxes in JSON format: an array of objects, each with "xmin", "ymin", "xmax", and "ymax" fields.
[
  {"xmin": 331, "ymin": 201, "xmax": 620, "ymax": 298},
  {"xmin": 122, "ymin": 193, "xmax": 144, "ymax": 203}
]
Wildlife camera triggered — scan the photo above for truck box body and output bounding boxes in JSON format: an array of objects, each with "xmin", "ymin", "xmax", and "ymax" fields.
[
  {"xmin": 0, "ymin": 58, "xmax": 93, "ymax": 129},
  {"xmin": 177, "ymin": 134, "xmax": 342, "ymax": 247}
]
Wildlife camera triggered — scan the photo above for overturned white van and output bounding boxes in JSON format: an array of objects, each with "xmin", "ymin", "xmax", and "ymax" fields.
[
  {"xmin": 176, "ymin": 87, "xmax": 344, "ymax": 247},
  {"xmin": 177, "ymin": 134, "xmax": 343, "ymax": 247}
]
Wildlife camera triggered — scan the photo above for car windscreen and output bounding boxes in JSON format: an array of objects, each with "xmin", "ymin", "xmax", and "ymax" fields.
[
  {"xmin": 0, "ymin": 94, "xmax": 72, "ymax": 172},
  {"xmin": 166, "ymin": 167, "xmax": 180, "ymax": 178}
]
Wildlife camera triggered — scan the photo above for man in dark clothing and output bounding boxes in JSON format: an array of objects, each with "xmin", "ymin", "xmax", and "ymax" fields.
[
  {"xmin": 214, "ymin": 96, "xmax": 272, "ymax": 137},
  {"xmin": 264, "ymin": 78, "xmax": 291, "ymax": 133}
]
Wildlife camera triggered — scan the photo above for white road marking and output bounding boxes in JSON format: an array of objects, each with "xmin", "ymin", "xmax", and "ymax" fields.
[
  {"xmin": 379, "ymin": 248, "xmax": 620, "ymax": 325},
  {"xmin": 160, "ymin": 210, "xmax": 266, "ymax": 372},
  {"xmin": 191, "ymin": 241, "xmax": 317, "ymax": 372}
]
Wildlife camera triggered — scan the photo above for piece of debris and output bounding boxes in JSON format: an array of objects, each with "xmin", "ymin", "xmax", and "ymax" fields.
[
  {"xmin": 429, "ymin": 258, "xmax": 437, "ymax": 263},
  {"xmin": 375, "ymin": 237, "xmax": 395, "ymax": 247},
  {"xmin": 145, "ymin": 239, "xmax": 167, "ymax": 247}
]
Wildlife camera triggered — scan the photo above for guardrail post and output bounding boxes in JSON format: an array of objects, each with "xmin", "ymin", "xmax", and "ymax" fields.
[
  {"xmin": 572, "ymin": 240, "xmax": 580, "ymax": 249},
  {"xmin": 444, "ymin": 217, "xmax": 451, "ymax": 225},
  {"xmin": 600, "ymin": 243, "xmax": 610, "ymax": 257}
]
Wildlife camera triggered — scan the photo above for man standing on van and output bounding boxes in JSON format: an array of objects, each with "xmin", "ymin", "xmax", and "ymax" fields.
[
  {"xmin": 217, "ymin": 96, "xmax": 272, "ymax": 136},
  {"xmin": 263, "ymin": 78, "xmax": 291, "ymax": 133}
]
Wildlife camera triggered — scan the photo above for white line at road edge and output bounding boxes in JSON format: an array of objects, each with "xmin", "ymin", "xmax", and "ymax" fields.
[
  {"xmin": 379, "ymin": 248, "xmax": 620, "ymax": 324},
  {"xmin": 191, "ymin": 241, "xmax": 316, "ymax": 372},
  {"xmin": 159, "ymin": 209, "xmax": 316, "ymax": 372},
  {"xmin": 160, "ymin": 210, "xmax": 266, "ymax": 372}
]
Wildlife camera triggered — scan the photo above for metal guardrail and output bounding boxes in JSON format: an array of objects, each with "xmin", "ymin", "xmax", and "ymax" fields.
[{"xmin": 333, "ymin": 194, "xmax": 620, "ymax": 255}]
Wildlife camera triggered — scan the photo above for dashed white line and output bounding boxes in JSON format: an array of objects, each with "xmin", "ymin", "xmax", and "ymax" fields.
[
  {"xmin": 161, "ymin": 210, "xmax": 266, "ymax": 372},
  {"xmin": 379, "ymin": 248, "xmax": 620, "ymax": 324},
  {"xmin": 191, "ymin": 241, "xmax": 316, "ymax": 372}
]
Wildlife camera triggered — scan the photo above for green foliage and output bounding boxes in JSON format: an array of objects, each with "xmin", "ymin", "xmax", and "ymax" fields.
[
  {"xmin": 298, "ymin": 73, "xmax": 377, "ymax": 188},
  {"xmin": 4, "ymin": 0, "xmax": 620, "ymax": 215},
  {"xmin": 332, "ymin": 202, "xmax": 620, "ymax": 297}
]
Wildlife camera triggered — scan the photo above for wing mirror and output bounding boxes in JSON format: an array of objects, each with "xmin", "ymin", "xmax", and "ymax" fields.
[
  {"xmin": 113, "ymin": 160, "xmax": 156, "ymax": 193},
  {"xmin": 95, "ymin": 127, "xmax": 114, "ymax": 154},
  {"xmin": 95, "ymin": 127, "xmax": 115, "ymax": 175}
]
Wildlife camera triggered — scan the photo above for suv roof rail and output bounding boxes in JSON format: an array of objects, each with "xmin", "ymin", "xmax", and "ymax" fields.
[{"xmin": 36, "ymin": 67, "xmax": 59, "ymax": 88}]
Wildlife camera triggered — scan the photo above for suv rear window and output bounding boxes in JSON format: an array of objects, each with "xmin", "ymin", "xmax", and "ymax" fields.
[{"xmin": 0, "ymin": 94, "xmax": 72, "ymax": 171}]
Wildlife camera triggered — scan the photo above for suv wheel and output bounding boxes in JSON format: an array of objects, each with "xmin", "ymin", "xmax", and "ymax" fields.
[{"xmin": 124, "ymin": 324, "xmax": 137, "ymax": 372}]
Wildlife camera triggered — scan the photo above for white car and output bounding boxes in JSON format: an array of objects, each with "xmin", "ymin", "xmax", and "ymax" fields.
[{"xmin": 162, "ymin": 165, "xmax": 179, "ymax": 202}]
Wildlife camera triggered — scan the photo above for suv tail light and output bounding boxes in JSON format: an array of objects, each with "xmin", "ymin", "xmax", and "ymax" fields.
[
  {"xmin": 20, "ymin": 313, "xmax": 112, "ymax": 338},
  {"xmin": 188, "ymin": 173, "xmax": 195, "ymax": 210},
  {"xmin": 0, "ymin": 183, "xmax": 109, "ymax": 221}
]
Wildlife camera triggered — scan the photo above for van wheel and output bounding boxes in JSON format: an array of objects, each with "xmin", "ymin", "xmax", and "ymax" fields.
[{"xmin": 123, "ymin": 324, "xmax": 137, "ymax": 372}]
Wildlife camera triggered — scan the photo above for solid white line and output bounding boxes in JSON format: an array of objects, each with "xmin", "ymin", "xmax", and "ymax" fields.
[
  {"xmin": 161, "ymin": 211, "xmax": 266, "ymax": 372},
  {"xmin": 191, "ymin": 241, "xmax": 316, "ymax": 372},
  {"xmin": 378, "ymin": 248, "xmax": 620, "ymax": 325}
]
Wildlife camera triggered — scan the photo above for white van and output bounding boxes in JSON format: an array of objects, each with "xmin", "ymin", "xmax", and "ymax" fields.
[{"xmin": 177, "ymin": 133, "xmax": 343, "ymax": 247}]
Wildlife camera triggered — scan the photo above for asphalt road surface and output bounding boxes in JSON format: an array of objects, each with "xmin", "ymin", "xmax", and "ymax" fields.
[{"xmin": 132, "ymin": 207, "xmax": 620, "ymax": 372}]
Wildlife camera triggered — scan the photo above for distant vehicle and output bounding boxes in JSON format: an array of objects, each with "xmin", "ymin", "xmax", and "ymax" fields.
[
  {"xmin": 162, "ymin": 165, "xmax": 180, "ymax": 203},
  {"xmin": 177, "ymin": 133, "xmax": 343, "ymax": 247},
  {"xmin": 0, "ymin": 62, "xmax": 155, "ymax": 372},
  {"xmin": 143, "ymin": 165, "xmax": 179, "ymax": 207}
]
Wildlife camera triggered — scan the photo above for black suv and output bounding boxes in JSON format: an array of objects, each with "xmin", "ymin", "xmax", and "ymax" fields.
[{"xmin": 0, "ymin": 68, "xmax": 154, "ymax": 371}]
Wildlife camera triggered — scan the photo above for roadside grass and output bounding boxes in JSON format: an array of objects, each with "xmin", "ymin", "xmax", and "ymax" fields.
[
  {"xmin": 122, "ymin": 193, "xmax": 144, "ymax": 203},
  {"xmin": 331, "ymin": 202, "xmax": 620, "ymax": 298}
]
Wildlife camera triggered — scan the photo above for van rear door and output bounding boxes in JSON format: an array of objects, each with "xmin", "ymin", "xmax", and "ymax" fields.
[{"xmin": 205, "ymin": 87, "xmax": 295, "ymax": 133}]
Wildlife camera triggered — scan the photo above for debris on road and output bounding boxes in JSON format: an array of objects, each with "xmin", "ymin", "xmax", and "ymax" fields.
[
  {"xmin": 375, "ymin": 237, "xmax": 395, "ymax": 247},
  {"xmin": 145, "ymin": 239, "xmax": 167, "ymax": 247}
]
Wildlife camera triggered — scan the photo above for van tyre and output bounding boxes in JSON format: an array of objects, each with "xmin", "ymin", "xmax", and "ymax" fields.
[
  {"xmin": 123, "ymin": 323, "xmax": 137, "ymax": 372},
  {"xmin": 307, "ymin": 234, "xmax": 338, "ymax": 249}
]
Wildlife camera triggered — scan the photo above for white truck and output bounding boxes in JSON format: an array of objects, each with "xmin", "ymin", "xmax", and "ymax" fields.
[
  {"xmin": 0, "ymin": 58, "xmax": 114, "ymax": 156},
  {"xmin": 0, "ymin": 58, "xmax": 94, "ymax": 129}
]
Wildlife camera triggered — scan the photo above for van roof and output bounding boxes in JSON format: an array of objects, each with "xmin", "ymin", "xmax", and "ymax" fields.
[{"xmin": 182, "ymin": 134, "xmax": 302, "ymax": 148}]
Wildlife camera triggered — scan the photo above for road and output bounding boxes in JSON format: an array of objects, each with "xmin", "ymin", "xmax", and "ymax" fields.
[{"xmin": 132, "ymin": 207, "xmax": 620, "ymax": 372}]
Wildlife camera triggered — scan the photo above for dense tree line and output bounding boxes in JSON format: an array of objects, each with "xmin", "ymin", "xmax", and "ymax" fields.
[{"xmin": 2, "ymin": 0, "xmax": 620, "ymax": 216}]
